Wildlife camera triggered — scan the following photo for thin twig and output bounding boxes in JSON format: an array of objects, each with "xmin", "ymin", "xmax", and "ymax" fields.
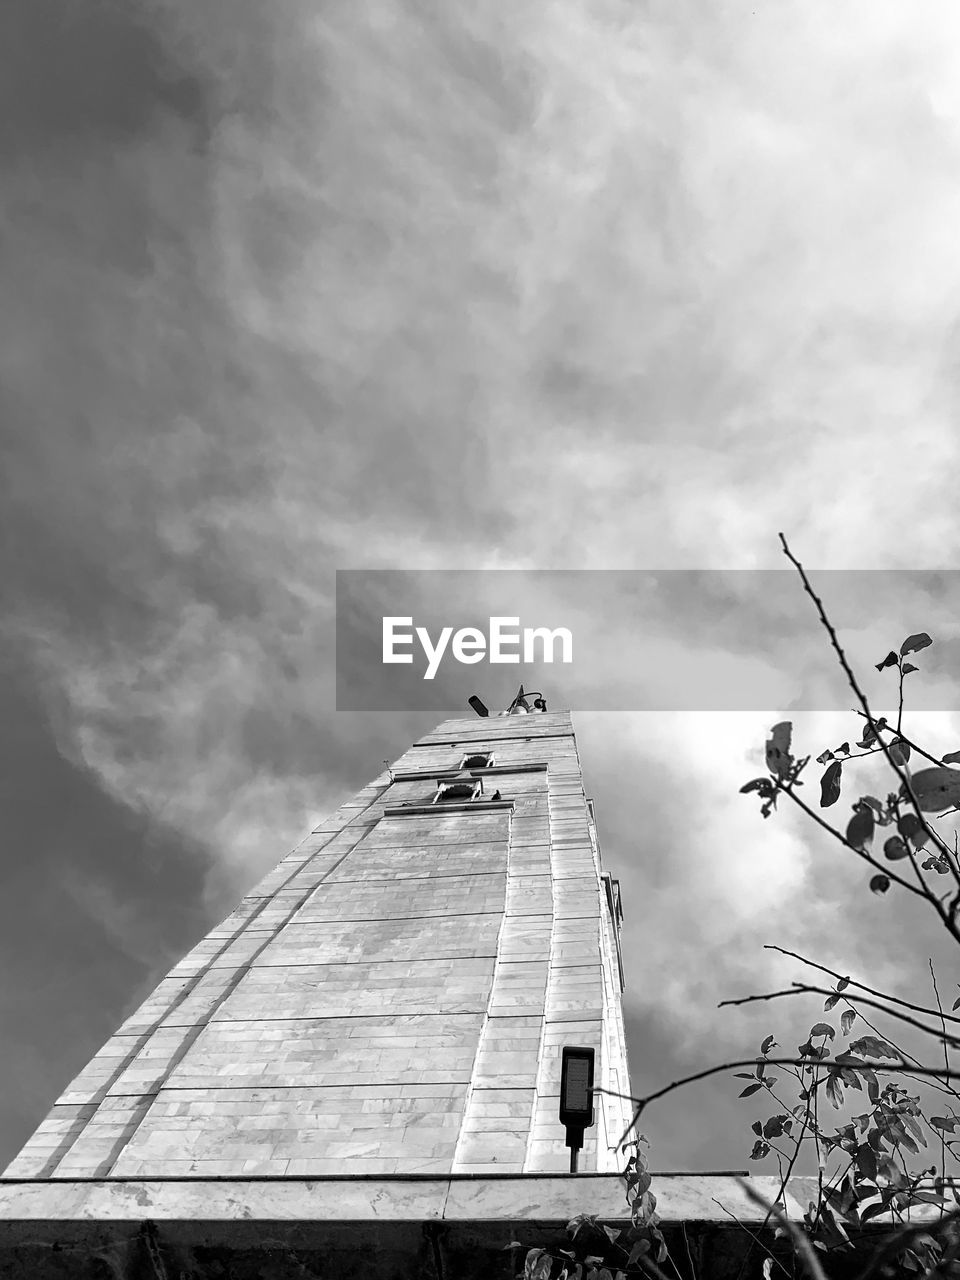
[
  {"xmin": 930, "ymin": 957, "xmax": 952, "ymax": 1201},
  {"xmin": 773, "ymin": 778, "xmax": 926, "ymax": 901},
  {"xmin": 847, "ymin": 711, "xmax": 946, "ymax": 771},
  {"xmin": 736, "ymin": 1180, "xmax": 829, "ymax": 1280},
  {"xmin": 851, "ymin": 1203, "xmax": 960, "ymax": 1280},
  {"xmin": 778, "ymin": 532, "xmax": 960, "ymax": 930},
  {"xmin": 614, "ymin": 1059, "xmax": 960, "ymax": 1152},
  {"xmin": 679, "ymin": 1221, "xmax": 698, "ymax": 1280},
  {"xmin": 710, "ymin": 1197, "xmax": 793, "ymax": 1279},
  {"xmin": 765, "ymin": 946, "xmax": 960, "ymax": 1026},
  {"xmin": 719, "ymin": 984, "xmax": 960, "ymax": 1047}
]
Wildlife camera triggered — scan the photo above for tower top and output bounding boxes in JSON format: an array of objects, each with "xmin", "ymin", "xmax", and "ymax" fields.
[{"xmin": 468, "ymin": 685, "xmax": 548, "ymax": 718}]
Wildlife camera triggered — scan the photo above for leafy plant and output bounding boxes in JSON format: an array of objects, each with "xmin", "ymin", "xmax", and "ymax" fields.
[
  {"xmin": 510, "ymin": 535, "xmax": 960, "ymax": 1279},
  {"xmin": 509, "ymin": 1137, "xmax": 674, "ymax": 1280},
  {"xmin": 729, "ymin": 538, "xmax": 960, "ymax": 1277}
]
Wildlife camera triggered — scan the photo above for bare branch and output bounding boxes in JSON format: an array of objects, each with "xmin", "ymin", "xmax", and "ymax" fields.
[
  {"xmin": 719, "ymin": 983, "xmax": 960, "ymax": 1047},
  {"xmin": 778, "ymin": 532, "xmax": 960, "ymax": 931},
  {"xmin": 615, "ymin": 1057, "xmax": 960, "ymax": 1152},
  {"xmin": 765, "ymin": 946, "xmax": 960, "ymax": 1025},
  {"xmin": 736, "ymin": 1180, "xmax": 829, "ymax": 1280},
  {"xmin": 710, "ymin": 1196, "xmax": 793, "ymax": 1279}
]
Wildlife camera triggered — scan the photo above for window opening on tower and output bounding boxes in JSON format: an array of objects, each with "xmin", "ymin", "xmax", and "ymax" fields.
[
  {"xmin": 433, "ymin": 779, "xmax": 481, "ymax": 804},
  {"xmin": 460, "ymin": 752, "xmax": 493, "ymax": 770}
]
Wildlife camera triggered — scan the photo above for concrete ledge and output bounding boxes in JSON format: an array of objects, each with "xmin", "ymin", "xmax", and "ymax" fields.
[
  {"xmin": 0, "ymin": 1174, "xmax": 915, "ymax": 1279},
  {"xmin": 383, "ymin": 802, "xmax": 516, "ymax": 816},
  {"xmin": 0, "ymin": 1172, "xmax": 812, "ymax": 1223},
  {"xmin": 391, "ymin": 765, "xmax": 549, "ymax": 782}
]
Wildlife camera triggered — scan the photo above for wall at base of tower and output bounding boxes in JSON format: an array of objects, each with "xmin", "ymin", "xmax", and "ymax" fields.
[{"xmin": 4, "ymin": 710, "xmax": 631, "ymax": 1179}]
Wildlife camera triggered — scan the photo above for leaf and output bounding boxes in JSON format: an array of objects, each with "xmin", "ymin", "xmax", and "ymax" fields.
[
  {"xmin": 870, "ymin": 874, "xmax": 890, "ymax": 894},
  {"xmin": 740, "ymin": 777, "xmax": 773, "ymax": 795},
  {"xmin": 739, "ymin": 1083, "xmax": 763, "ymax": 1097},
  {"xmin": 750, "ymin": 1139, "xmax": 770, "ymax": 1160},
  {"xmin": 761, "ymin": 1034, "xmax": 776, "ymax": 1054},
  {"xmin": 525, "ymin": 1247, "xmax": 551, "ymax": 1280},
  {"xmin": 876, "ymin": 650, "xmax": 899, "ymax": 671},
  {"xmin": 824, "ymin": 993, "xmax": 840, "ymax": 1011},
  {"xmin": 858, "ymin": 723, "xmax": 878, "ymax": 747},
  {"xmin": 766, "ymin": 722, "xmax": 793, "ymax": 779},
  {"xmin": 900, "ymin": 632, "xmax": 932, "ymax": 656},
  {"xmin": 889, "ymin": 739, "xmax": 911, "ymax": 765},
  {"xmin": 848, "ymin": 1035, "xmax": 899, "ymax": 1059},
  {"xmin": 897, "ymin": 1128, "xmax": 921, "ymax": 1155},
  {"xmin": 825, "ymin": 1072, "xmax": 844, "ymax": 1108},
  {"xmin": 837, "ymin": 976, "xmax": 850, "ymax": 991},
  {"xmin": 834, "ymin": 1052, "xmax": 865, "ymax": 1067},
  {"xmin": 902, "ymin": 1114, "xmax": 925, "ymax": 1145},
  {"xmin": 943, "ymin": 751, "xmax": 960, "ymax": 765},
  {"xmin": 838, "ymin": 742, "xmax": 850, "ymax": 755},
  {"xmin": 856, "ymin": 1144, "xmax": 878, "ymax": 1181},
  {"xmin": 820, "ymin": 760, "xmax": 843, "ymax": 808},
  {"xmin": 897, "ymin": 813, "xmax": 925, "ymax": 846},
  {"xmin": 922, "ymin": 854, "xmax": 951, "ymax": 873},
  {"xmin": 751, "ymin": 1120, "xmax": 763, "ymax": 1135},
  {"xmin": 841, "ymin": 1009, "xmax": 856, "ymax": 1035},
  {"xmin": 902, "ymin": 662, "xmax": 919, "ymax": 675},
  {"xmin": 861, "ymin": 1198, "xmax": 894, "ymax": 1224},
  {"xmin": 883, "ymin": 836, "xmax": 909, "ymax": 860},
  {"xmin": 810, "ymin": 1022, "xmax": 836, "ymax": 1039},
  {"xmin": 568, "ymin": 1215, "xmax": 596, "ymax": 1239},
  {"xmin": 904, "ymin": 766, "xmax": 960, "ymax": 813},
  {"xmin": 846, "ymin": 807, "xmax": 875, "ymax": 850}
]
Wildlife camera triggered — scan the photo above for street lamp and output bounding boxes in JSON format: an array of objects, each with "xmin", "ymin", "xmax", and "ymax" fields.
[
  {"xmin": 505, "ymin": 685, "xmax": 547, "ymax": 714},
  {"xmin": 559, "ymin": 1046, "xmax": 595, "ymax": 1173}
]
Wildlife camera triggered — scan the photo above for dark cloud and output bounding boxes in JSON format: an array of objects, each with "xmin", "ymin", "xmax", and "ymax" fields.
[
  {"xmin": 0, "ymin": 638, "xmax": 212, "ymax": 1164},
  {"xmin": 0, "ymin": 0, "xmax": 209, "ymax": 160}
]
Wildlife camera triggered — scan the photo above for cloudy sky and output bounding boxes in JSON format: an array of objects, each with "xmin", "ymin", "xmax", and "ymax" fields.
[{"xmin": 2, "ymin": 0, "xmax": 960, "ymax": 1174}]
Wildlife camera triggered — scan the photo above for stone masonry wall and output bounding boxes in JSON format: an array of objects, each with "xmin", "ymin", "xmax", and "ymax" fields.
[{"xmin": 4, "ymin": 710, "xmax": 630, "ymax": 1179}]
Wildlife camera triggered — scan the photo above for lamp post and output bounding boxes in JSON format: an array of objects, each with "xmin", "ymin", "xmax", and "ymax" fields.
[
  {"xmin": 506, "ymin": 685, "xmax": 547, "ymax": 713},
  {"xmin": 559, "ymin": 1046, "xmax": 595, "ymax": 1173},
  {"xmin": 467, "ymin": 688, "xmax": 547, "ymax": 718}
]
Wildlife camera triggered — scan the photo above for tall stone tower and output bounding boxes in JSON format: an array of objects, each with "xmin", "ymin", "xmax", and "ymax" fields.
[{"xmin": 4, "ymin": 698, "xmax": 631, "ymax": 1184}]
